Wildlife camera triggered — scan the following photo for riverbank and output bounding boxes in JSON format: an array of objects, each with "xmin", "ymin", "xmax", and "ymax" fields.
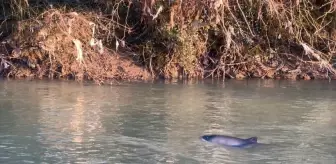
[{"xmin": 0, "ymin": 0, "xmax": 336, "ymax": 84}]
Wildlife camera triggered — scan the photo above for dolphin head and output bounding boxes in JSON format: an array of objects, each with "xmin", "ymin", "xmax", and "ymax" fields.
[
  {"xmin": 245, "ymin": 137, "xmax": 258, "ymax": 144},
  {"xmin": 201, "ymin": 135, "xmax": 216, "ymax": 142}
]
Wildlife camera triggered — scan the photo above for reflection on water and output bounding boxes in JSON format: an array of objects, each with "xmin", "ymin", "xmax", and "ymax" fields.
[{"xmin": 0, "ymin": 79, "xmax": 336, "ymax": 163}]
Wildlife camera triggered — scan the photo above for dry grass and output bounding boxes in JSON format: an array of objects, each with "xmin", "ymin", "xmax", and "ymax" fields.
[
  {"xmin": 173, "ymin": 0, "xmax": 336, "ymax": 80},
  {"xmin": 1, "ymin": 8, "xmax": 149, "ymax": 84},
  {"xmin": 1, "ymin": 0, "xmax": 336, "ymax": 83}
]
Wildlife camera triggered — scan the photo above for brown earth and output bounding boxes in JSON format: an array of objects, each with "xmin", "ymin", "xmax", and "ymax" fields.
[
  {"xmin": 1, "ymin": 1, "xmax": 336, "ymax": 84},
  {"xmin": 0, "ymin": 9, "xmax": 150, "ymax": 84}
]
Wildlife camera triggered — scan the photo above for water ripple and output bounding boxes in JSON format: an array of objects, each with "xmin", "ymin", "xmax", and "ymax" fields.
[{"xmin": 0, "ymin": 80, "xmax": 336, "ymax": 163}]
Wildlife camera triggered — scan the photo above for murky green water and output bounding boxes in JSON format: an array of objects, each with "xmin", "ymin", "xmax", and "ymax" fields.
[{"xmin": 0, "ymin": 79, "xmax": 336, "ymax": 164}]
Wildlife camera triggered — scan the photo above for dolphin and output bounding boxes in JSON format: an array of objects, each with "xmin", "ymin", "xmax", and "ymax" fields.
[{"xmin": 201, "ymin": 134, "xmax": 258, "ymax": 148}]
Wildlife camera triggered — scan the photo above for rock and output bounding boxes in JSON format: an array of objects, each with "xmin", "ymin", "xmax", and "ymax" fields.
[
  {"xmin": 235, "ymin": 72, "xmax": 245, "ymax": 79},
  {"xmin": 301, "ymin": 73, "xmax": 311, "ymax": 80}
]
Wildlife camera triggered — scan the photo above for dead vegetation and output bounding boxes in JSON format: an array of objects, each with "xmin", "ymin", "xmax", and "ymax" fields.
[
  {"xmin": 157, "ymin": 0, "xmax": 336, "ymax": 80},
  {"xmin": 0, "ymin": 0, "xmax": 336, "ymax": 84},
  {"xmin": 0, "ymin": 2, "xmax": 150, "ymax": 84}
]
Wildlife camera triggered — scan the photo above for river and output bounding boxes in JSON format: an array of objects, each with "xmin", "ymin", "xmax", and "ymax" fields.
[{"xmin": 0, "ymin": 79, "xmax": 336, "ymax": 164}]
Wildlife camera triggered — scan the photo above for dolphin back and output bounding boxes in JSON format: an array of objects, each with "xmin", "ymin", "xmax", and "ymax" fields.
[{"xmin": 201, "ymin": 135, "xmax": 258, "ymax": 148}]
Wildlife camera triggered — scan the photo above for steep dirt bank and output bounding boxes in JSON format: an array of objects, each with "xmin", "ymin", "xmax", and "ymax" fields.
[
  {"xmin": 0, "ymin": 1, "xmax": 336, "ymax": 84},
  {"xmin": 0, "ymin": 9, "xmax": 150, "ymax": 84}
]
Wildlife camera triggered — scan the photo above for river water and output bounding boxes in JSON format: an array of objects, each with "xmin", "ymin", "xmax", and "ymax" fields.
[{"xmin": 0, "ymin": 79, "xmax": 336, "ymax": 164}]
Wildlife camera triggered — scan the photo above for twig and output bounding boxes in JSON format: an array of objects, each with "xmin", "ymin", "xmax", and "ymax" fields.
[{"xmin": 236, "ymin": 0, "xmax": 254, "ymax": 36}]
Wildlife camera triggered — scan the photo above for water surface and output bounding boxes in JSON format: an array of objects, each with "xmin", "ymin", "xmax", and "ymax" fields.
[{"xmin": 0, "ymin": 79, "xmax": 336, "ymax": 164}]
